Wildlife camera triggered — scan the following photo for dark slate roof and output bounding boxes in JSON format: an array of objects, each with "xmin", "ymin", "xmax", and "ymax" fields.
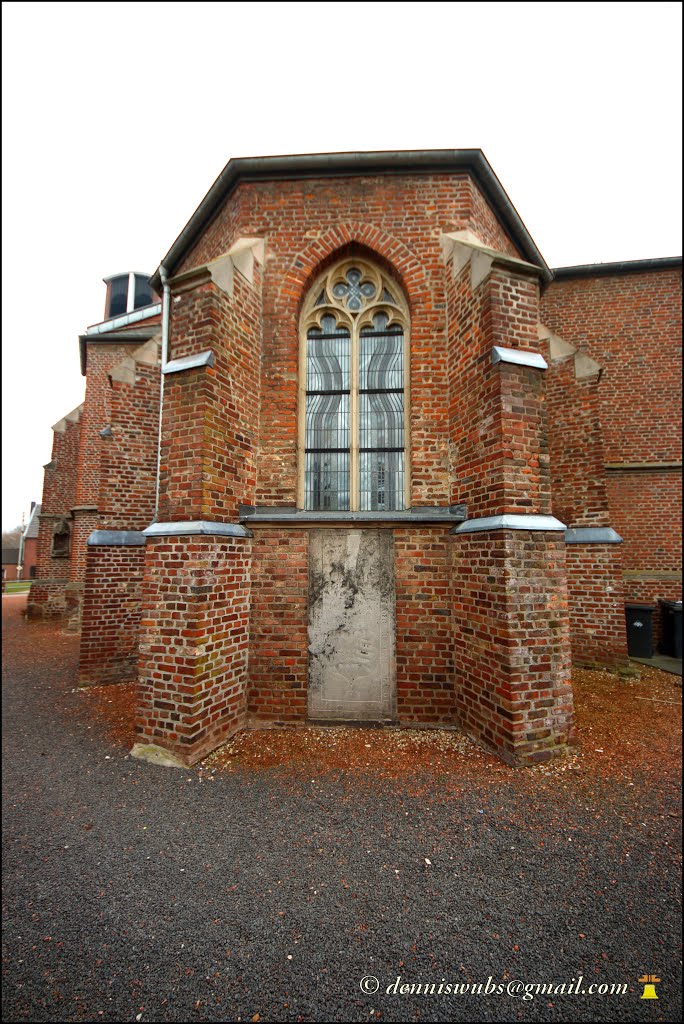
[
  {"xmin": 2, "ymin": 548, "xmax": 20, "ymax": 564},
  {"xmin": 23, "ymin": 504, "xmax": 41, "ymax": 539}
]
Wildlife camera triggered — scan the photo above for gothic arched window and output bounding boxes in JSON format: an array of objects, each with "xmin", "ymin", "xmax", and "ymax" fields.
[{"xmin": 299, "ymin": 258, "xmax": 409, "ymax": 512}]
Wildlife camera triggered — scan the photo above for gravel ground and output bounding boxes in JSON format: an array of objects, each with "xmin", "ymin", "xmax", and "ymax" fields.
[{"xmin": 2, "ymin": 594, "xmax": 682, "ymax": 1023}]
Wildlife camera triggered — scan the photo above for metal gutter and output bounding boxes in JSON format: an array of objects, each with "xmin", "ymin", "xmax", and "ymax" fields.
[
  {"xmin": 552, "ymin": 257, "xmax": 682, "ymax": 280},
  {"xmin": 150, "ymin": 150, "xmax": 551, "ymax": 290},
  {"xmin": 153, "ymin": 266, "xmax": 171, "ymax": 522},
  {"xmin": 85, "ymin": 302, "xmax": 162, "ymax": 336}
]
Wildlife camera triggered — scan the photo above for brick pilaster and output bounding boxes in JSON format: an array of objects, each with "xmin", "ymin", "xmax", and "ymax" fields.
[{"xmin": 135, "ymin": 533, "xmax": 252, "ymax": 766}]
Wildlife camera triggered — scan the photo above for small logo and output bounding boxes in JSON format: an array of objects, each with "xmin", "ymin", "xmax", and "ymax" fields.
[
  {"xmin": 639, "ymin": 974, "xmax": 660, "ymax": 1000},
  {"xmin": 360, "ymin": 976, "xmax": 380, "ymax": 995}
]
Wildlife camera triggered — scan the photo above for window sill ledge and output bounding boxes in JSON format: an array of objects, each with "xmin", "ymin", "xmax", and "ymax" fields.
[{"xmin": 239, "ymin": 505, "xmax": 467, "ymax": 526}]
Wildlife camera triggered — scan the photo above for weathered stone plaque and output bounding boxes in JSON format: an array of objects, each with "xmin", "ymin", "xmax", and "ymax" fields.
[{"xmin": 308, "ymin": 529, "xmax": 396, "ymax": 721}]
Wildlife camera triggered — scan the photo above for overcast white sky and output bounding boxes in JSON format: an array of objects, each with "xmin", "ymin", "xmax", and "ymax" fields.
[{"xmin": 2, "ymin": 1, "xmax": 682, "ymax": 531}]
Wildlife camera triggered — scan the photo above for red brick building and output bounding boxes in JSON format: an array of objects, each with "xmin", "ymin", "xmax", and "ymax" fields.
[
  {"xmin": 29, "ymin": 150, "xmax": 682, "ymax": 767},
  {"xmin": 2, "ymin": 549, "xmax": 20, "ymax": 583},
  {"xmin": 18, "ymin": 502, "xmax": 40, "ymax": 579}
]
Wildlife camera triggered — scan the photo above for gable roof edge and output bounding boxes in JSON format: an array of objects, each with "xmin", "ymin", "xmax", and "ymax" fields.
[
  {"xmin": 552, "ymin": 256, "xmax": 682, "ymax": 280},
  {"xmin": 150, "ymin": 150, "xmax": 551, "ymax": 289}
]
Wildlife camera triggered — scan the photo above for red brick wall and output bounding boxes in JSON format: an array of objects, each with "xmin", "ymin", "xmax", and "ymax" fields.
[
  {"xmin": 136, "ymin": 536, "xmax": 252, "ymax": 765},
  {"xmin": 28, "ymin": 414, "xmax": 82, "ymax": 617},
  {"xmin": 469, "ymin": 178, "xmax": 524, "ymax": 257},
  {"xmin": 565, "ymin": 545, "xmax": 627, "ymax": 667},
  {"xmin": 139, "ymin": 262, "xmax": 262, "ymax": 761},
  {"xmin": 181, "ymin": 174, "xmax": 521, "ymax": 274},
  {"xmin": 542, "ymin": 268, "xmax": 682, "ymax": 652},
  {"xmin": 541, "ymin": 269, "xmax": 682, "ymax": 465},
  {"xmin": 21, "ymin": 537, "xmax": 38, "ymax": 579},
  {"xmin": 80, "ymin": 545, "xmax": 146, "ymax": 686},
  {"xmin": 161, "ymin": 271, "xmax": 261, "ymax": 522},
  {"xmin": 70, "ymin": 511, "xmax": 100, "ymax": 583},
  {"xmin": 31, "ymin": 336, "xmax": 158, "ymax": 621},
  {"xmin": 447, "ymin": 263, "xmax": 550, "ymax": 516},
  {"xmin": 395, "ymin": 527, "xmax": 456, "ymax": 723},
  {"xmin": 606, "ymin": 469, "xmax": 682, "ymax": 585},
  {"xmin": 76, "ymin": 343, "xmax": 143, "ymax": 507},
  {"xmin": 246, "ymin": 523, "xmax": 578, "ymax": 747},
  {"xmin": 452, "ymin": 531, "xmax": 575, "ymax": 765},
  {"xmin": 247, "ymin": 526, "xmax": 575, "ymax": 740},
  {"xmin": 175, "ymin": 174, "xmax": 524, "ymax": 509},
  {"xmin": 544, "ymin": 355, "xmax": 610, "ymax": 527},
  {"xmin": 42, "ymin": 416, "xmax": 82, "ymax": 516},
  {"xmin": 543, "ymin": 349, "xmax": 627, "ymax": 665},
  {"xmin": 247, "ymin": 529, "xmax": 309, "ymax": 721},
  {"xmin": 607, "ymin": 468, "xmax": 682, "ymax": 648},
  {"xmin": 99, "ymin": 361, "xmax": 159, "ymax": 529}
]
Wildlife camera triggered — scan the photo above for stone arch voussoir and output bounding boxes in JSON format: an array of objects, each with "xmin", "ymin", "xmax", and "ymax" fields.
[{"xmin": 278, "ymin": 223, "xmax": 432, "ymax": 321}]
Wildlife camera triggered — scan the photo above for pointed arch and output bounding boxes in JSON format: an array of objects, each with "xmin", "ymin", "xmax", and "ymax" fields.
[
  {"xmin": 298, "ymin": 253, "xmax": 411, "ymax": 511},
  {"xmin": 278, "ymin": 222, "xmax": 432, "ymax": 322}
]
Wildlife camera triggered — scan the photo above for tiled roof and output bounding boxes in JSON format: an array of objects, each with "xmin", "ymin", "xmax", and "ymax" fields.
[
  {"xmin": 2, "ymin": 548, "xmax": 20, "ymax": 564},
  {"xmin": 23, "ymin": 504, "xmax": 41, "ymax": 539}
]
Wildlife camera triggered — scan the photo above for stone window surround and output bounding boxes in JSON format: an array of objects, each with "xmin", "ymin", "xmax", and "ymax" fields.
[{"xmin": 298, "ymin": 257, "xmax": 411, "ymax": 513}]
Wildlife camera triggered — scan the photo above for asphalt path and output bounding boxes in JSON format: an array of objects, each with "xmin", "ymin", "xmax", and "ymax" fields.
[{"xmin": 2, "ymin": 594, "xmax": 681, "ymax": 1022}]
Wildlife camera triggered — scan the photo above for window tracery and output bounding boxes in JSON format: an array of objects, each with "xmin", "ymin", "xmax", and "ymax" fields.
[{"xmin": 299, "ymin": 259, "xmax": 409, "ymax": 512}]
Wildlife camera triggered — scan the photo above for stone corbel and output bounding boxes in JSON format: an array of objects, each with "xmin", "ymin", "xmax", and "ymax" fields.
[
  {"xmin": 109, "ymin": 337, "xmax": 161, "ymax": 385},
  {"xmin": 207, "ymin": 237, "xmax": 265, "ymax": 298},
  {"xmin": 441, "ymin": 230, "xmax": 543, "ymax": 291},
  {"xmin": 537, "ymin": 324, "xmax": 603, "ymax": 381},
  {"xmin": 51, "ymin": 403, "xmax": 84, "ymax": 434}
]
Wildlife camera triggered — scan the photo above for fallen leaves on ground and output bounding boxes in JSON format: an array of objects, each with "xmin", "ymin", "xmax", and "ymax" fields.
[{"xmin": 69, "ymin": 659, "xmax": 681, "ymax": 791}]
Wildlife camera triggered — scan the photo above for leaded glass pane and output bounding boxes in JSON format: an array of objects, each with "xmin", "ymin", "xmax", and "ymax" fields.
[
  {"xmin": 305, "ymin": 319, "xmax": 351, "ymax": 510},
  {"xmin": 360, "ymin": 318, "xmax": 404, "ymax": 391},
  {"xmin": 306, "ymin": 392, "xmax": 350, "ymax": 450},
  {"xmin": 358, "ymin": 315, "xmax": 405, "ymax": 510},
  {"xmin": 359, "ymin": 392, "xmax": 404, "ymax": 451},
  {"xmin": 305, "ymin": 452, "xmax": 350, "ymax": 511},
  {"xmin": 306, "ymin": 328, "xmax": 350, "ymax": 393},
  {"xmin": 359, "ymin": 451, "xmax": 405, "ymax": 511}
]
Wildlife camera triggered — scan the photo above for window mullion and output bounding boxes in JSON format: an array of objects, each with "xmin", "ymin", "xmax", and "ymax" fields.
[{"xmin": 350, "ymin": 324, "xmax": 360, "ymax": 512}]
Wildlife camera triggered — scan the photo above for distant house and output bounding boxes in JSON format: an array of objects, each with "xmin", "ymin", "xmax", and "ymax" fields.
[
  {"xmin": 18, "ymin": 503, "xmax": 41, "ymax": 580},
  {"xmin": 2, "ymin": 548, "xmax": 20, "ymax": 583}
]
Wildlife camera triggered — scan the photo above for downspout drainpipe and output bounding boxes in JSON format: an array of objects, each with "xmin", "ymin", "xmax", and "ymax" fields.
[
  {"xmin": 17, "ymin": 530, "xmax": 25, "ymax": 581},
  {"xmin": 153, "ymin": 265, "xmax": 171, "ymax": 522}
]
